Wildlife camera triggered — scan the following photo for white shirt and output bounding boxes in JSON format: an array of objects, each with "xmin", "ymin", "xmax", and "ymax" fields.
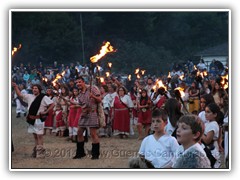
[
  {"xmin": 197, "ymin": 62, "xmax": 207, "ymax": 70},
  {"xmin": 204, "ymin": 120, "xmax": 220, "ymax": 161},
  {"xmin": 139, "ymin": 134, "xmax": 179, "ymax": 168},
  {"xmin": 204, "ymin": 121, "xmax": 219, "ymax": 141},
  {"xmin": 198, "ymin": 111, "xmax": 208, "ymax": 125},
  {"xmin": 22, "ymin": 94, "xmax": 54, "ymax": 115},
  {"xmin": 111, "ymin": 94, "xmax": 134, "ymax": 108},
  {"xmin": 102, "ymin": 93, "xmax": 111, "ymax": 109},
  {"xmin": 172, "ymin": 143, "xmax": 210, "ymax": 168},
  {"xmin": 165, "ymin": 117, "xmax": 175, "ymax": 136}
]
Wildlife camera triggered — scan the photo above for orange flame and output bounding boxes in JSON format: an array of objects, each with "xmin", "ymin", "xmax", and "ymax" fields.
[
  {"xmin": 105, "ymin": 72, "xmax": 110, "ymax": 77},
  {"xmin": 175, "ymin": 87, "xmax": 185, "ymax": 98},
  {"xmin": 179, "ymin": 74, "xmax": 184, "ymax": 81},
  {"xmin": 108, "ymin": 62, "xmax": 112, "ymax": 68},
  {"xmin": 137, "ymin": 74, "xmax": 141, "ymax": 79},
  {"xmin": 90, "ymin": 42, "xmax": 116, "ymax": 63},
  {"xmin": 135, "ymin": 68, "xmax": 140, "ymax": 75},
  {"xmin": 203, "ymin": 70, "xmax": 208, "ymax": 77},
  {"xmin": 221, "ymin": 74, "xmax": 228, "ymax": 89},
  {"xmin": 128, "ymin": 74, "xmax": 131, "ymax": 81},
  {"xmin": 141, "ymin": 70, "xmax": 146, "ymax": 76},
  {"xmin": 52, "ymin": 71, "xmax": 65, "ymax": 86},
  {"xmin": 153, "ymin": 79, "xmax": 167, "ymax": 91},
  {"xmin": 12, "ymin": 44, "xmax": 22, "ymax": 56},
  {"xmin": 100, "ymin": 77, "xmax": 105, "ymax": 83},
  {"xmin": 42, "ymin": 77, "xmax": 48, "ymax": 82}
]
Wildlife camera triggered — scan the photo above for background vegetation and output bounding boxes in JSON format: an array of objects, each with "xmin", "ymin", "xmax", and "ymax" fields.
[{"xmin": 12, "ymin": 11, "xmax": 228, "ymax": 75}]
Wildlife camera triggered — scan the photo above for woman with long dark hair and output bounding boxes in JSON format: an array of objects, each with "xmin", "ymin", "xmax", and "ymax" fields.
[
  {"xmin": 137, "ymin": 89, "xmax": 152, "ymax": 140},
  {"xmin": 164, "ymin": 98, "xmax": 183, "ymax": 138}
]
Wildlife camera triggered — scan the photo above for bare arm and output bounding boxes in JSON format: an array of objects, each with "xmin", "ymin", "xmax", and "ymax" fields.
[
  {"xmin": 12, "ymin": 82, "xmax": 23, "ymax": 99},
  {"xmin": 40, "ymin": 103, "xmax": 55, "ymax": 115},
  {"xmin": 89, "ymin": 93, "xmax": 102, "ymax": 103},
  {"xmin": 201, "ymin": 130, "xmax": 214, "ymax": 145}
]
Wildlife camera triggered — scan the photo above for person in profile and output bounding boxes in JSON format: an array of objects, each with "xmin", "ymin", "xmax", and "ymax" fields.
[{"xmin": 172, "ymin": 115, "xmax": 211, "ymax": 168}]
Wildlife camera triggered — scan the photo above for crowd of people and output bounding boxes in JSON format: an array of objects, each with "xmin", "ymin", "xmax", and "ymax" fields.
[{"xmin": 11, "ymin": 58, "xmax": 229, "ymax": 169}]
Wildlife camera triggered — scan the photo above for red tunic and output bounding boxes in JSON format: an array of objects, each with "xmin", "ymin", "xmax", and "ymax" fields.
[
  {"xmin": 156, "ymin": 96, "xmax": 167, "ymax": 109},
  {"xmin": 138, "ymin": 98, "xmax": 152, "ymax": 125},
  {"xmin": 44, "ymin": 108, "xmax": 54, "ymax": 128},
  {"xmin": 68, "ymin": 106, "xmax": 78, "ymax": 127},
  {"xmin": 74, "ymin": 107, "xmax": 82, "ymax": 127},
  {"xmin": 55, "ymin": 110, "xmax": 65, "ymax": 128},
  {"xmin": 130, "ymin": 93, "xmax": 138, "ymax": 118},
  {"xmin": 113, "ymin": 96, "xmax": 130, "ymax": 133}
]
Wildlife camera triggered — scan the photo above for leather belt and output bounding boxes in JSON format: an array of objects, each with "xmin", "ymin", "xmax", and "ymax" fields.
[{"xmin": 28, "ymin": 115, "xmax": 41, "ymax": 119}]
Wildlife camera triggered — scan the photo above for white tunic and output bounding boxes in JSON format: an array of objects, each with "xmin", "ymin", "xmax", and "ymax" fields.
[
  {"xmin": 23, "ymin": 94, "xmax": 53, "ymax": 134},
  {"xmin": 139, "ymin": 134, "xmax": 179, "ymax": 168}
]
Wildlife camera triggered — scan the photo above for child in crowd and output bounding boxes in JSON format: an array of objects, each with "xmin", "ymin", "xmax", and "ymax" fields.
[
  {"xmin": 137, "ymin": 109, "xmax": 179, "ymax": 168},
  {"xmin": 68, "ymin": 88, "xmax": 81, "ymax": 142},
  {"xmin": 172, "ymin": 115, "xmax": 211, "ymax": 168},
  {"xmin": 54, "ymin": 104, "xmax": 66, "ymax": 137},
  {"xmin": 198, "ymin": 94, "xmax": 215, "ymax": 125},
  {"xmin": 201, "ymin": 103, "xmax": 223, "ymax": 168},
  {"xmin": 137, "ymin": 89, "xmax": 152, "ymax": 140}
]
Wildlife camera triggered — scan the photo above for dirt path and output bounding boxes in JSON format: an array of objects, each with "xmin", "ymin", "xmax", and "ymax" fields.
[
  {"xmin": 11, "ymin": 107, "xmax": 226, "ymax": 169},
  {"xmin": 11, "ymin": 107, "xmax": 141, "ymax": 169}
]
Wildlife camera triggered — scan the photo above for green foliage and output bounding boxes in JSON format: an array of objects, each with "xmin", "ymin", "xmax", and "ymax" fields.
[{"xmin": 11, "ymin": 11, "xmax": 228, "ymax": 73}]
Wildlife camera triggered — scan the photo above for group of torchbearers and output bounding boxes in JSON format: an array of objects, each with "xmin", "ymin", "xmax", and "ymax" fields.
[
  {"xmin": 11, "ymin": 42, "xmax": 229, "ymax": 168},
  {"xmin": 11, "ymin": 63, "xmax": 229, "ymax": 168}
]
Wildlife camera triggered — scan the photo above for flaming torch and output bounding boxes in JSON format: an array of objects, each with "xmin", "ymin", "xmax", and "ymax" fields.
[
  {"xmin": 12, "ymin": 44, "xmax": 22, "ymax": 56},
  {"xmin": 179, "ymin": 74, "xmax": 184, "ymax": 81},
  {"xmin": 107, "ymin": 62, "xmax": 112, "ymax": 74},
  {"xmin": 90, "ymin": 42, "xmax": 116, "ymax": 63},
  {"xmin": 105, "ymin": 72, "xmax": 110, "ymax": 78},
  {"xmin": 174, "ymin": 87, "xmax": 189, "ymax": 114},
  {"xmin": 221, "ymin": 74, "xmax": 228, "ymax": 90},
  {"xmin": 135, "ymin": 68, "xmax": 140, "ymax": 75},
  {"xmin": 141, "ymin": 70, "xmax": 146, "ymax": 76},
  {"xmin": 52, "ymin": 71, "xmax": 65, "ymax": 87},
  {"xmin": 90, "ymin": 41, "xmax": 116, "ymax": 90},
  {"xmin": 128, "ymin": 74, "xmax": 132, "ymax": 81}
]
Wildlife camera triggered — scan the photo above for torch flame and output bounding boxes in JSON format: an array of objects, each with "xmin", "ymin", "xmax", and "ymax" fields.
[
  {"xmin": 135, "ymin": 68, "xmax": 140, "ymax": 75},
  {"xmin": 108, "ymin": 62, "xmax": 112, "ymax": 68},
  {"xmin": 12, "ymin": 44, "xmax": 22, "ymax": 56},
  {"xmin": 153, "ymin": 79, "xmax": 167, "ymax": 91},
  {"xmin": 52, "ymin": 71, "xmax": 66, "ymax": 86},
  {"xmin": 175, "ymin": 87, "xmax": 185, "ymax": 98},
  {"xmin": 179, "ymin": 74, "xmax": 184, "ymax": 81},
  {"xmin": 203, "ymin": 70, "xmax": 208, "ymax": 77},
  {"xmin": 137, "ymin": 74, "xmax": 141, "ymax": 79},
  {"xmin": 141, "ymin": 70, "xmax": 146, "ymax": 76},
  {"xmin": 42, "ymin": 77, "xmax": 48, "ymax": 82},
  {"xmin": 90, "ymin": 42, "xmax": 116, "ymax": 63},
  {"xmin": 100, "ymin": 77, "xmax": 105, "ymax": 83},
  {"xmin": 128, "ymin": 74, "xmax": 131, "ymax": 81},
  {"xmin": 221, "ymin": 74, "xmax": 228, "ymax": 89},
  {"xmin": 105, "ymin": 72, "xmax": 110, "ymax": 77}
]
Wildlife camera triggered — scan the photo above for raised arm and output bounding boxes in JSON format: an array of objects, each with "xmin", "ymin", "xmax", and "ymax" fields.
[{"xmin": 12, "ymin": 82, "xmax": 23, "ymax": 99}]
